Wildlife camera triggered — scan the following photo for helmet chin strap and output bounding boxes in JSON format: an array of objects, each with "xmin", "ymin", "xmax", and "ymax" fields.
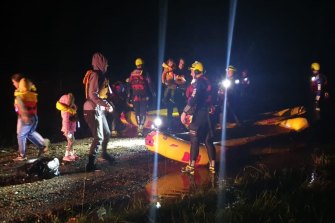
[{"xmin": 195, "ymin": 73, "xmax": 203, "ymax": 78}]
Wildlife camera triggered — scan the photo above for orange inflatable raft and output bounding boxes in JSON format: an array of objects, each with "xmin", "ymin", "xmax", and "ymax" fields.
[{"xmin": 145, "ymin": 106, "xmax": 309, "ymax": 166}]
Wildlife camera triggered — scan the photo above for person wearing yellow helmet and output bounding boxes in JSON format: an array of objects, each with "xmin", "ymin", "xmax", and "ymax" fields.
[
  {"xmin": 309, "ymin": 62, "xmax": 329, "ymax": 126},
  {"xmin": 240, "ymin": 69, "xmax": 251, "ymax": 97},
  {"xmin": 127, "ymin": 57, "xmax": 156, "ymax": 136},
  {"xmin": 180, "ymin": 61, "xmax": 216, "ymax": 175},
  {"xmin": 311, "ymin": 62, "xmax": 320, "ymax": 72},
  {"xmin": 189, "ymin": 60, "xmax": 204, "ymax": 73},
  {"xmin": 217, "ymin": 65, "xmax": 241, "ymax": 126},
  {"xmin": 106, "ymin": 81, "xmax": 131, "ymax": 137},
  {"xmin": 226, "ymin": 65, "xmax": 236, "ymax": 77}
]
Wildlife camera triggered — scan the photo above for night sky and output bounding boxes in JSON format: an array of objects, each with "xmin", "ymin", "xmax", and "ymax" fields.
[{"xmin": 0, "ymin": 0, "xmax": 333, "ymax": 142}]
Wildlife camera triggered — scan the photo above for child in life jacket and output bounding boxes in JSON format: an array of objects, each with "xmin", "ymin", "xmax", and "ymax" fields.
[{"xmin": 56, "ymin": 93, "xmax": 79, "ymax": 162}]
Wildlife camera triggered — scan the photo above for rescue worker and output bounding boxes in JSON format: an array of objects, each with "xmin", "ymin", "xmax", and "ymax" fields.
[
  {"xmin": 180, "ymin": 61, "xmax": 216, "ymax": 175},
  {"xmin": 309, "ymin": 62, "xmax": 329, "ymax": 126},
  {"xmin": 217, "ymin": 65, "xmax": 241, "ymax": 127},
  {"xmin": 83, "ymin": 52, "xmax": 115, "ymax": 172},
  {"xmin": 127, "ymin": 58, "xmax": 155, "ymax": 136},
  {"xmin": 108, "ymin": 81, "xmax": 131, "ymax": 136},
  {"xmin": 237, "ymin": 69, "xmax": 251, "ymax": 120},
  {"xmin": 185, "ymin": 70, "xmax": 197, "ymax": 100},
  {"xmin": 239, "ymin": 69, "xmax": 250, "ymax": 98}
]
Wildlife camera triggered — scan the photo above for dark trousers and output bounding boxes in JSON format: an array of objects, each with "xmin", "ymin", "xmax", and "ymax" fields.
[
  {"xmin": 189, "ymin": 108, "xmax": 216, "ymax": 162},
  {"xmin": 133, "ymin": 100, "xmax": 148, "ymax": 127},
  {"xmin": 106, "ymin": 110, "xmax": 126, "ymax": 132},
  {"xmin": 175, "ymin": 87, "xmax": 186, "ymax": 115},
  {"xmin": 133, "ymin": 100, "xmax": 148, "ymax": 117},
  {"xmin": 163, "ymin": 86, "xmax": 176, "ymax": 104}
]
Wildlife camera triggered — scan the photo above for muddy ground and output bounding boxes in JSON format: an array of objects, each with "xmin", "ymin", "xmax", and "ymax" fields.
[
  {"xmin": 0, "ymin": 136, "xmax": 164, "ymax": 222},
  {"xmin": 0, "ymin": 127, "xmax": 334, "ymax": 222}
]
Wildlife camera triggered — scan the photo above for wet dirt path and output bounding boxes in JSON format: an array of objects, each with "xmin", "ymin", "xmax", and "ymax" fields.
[{"xmin": 0, "ymin": 131, "xmax": 316, "ymax": 222}]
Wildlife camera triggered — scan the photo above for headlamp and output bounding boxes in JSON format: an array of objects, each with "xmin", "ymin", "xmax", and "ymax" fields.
[
  {"xmin": 151, "ymin": 117, "xmax": 163, "ymax": 129},
  {"xmin": 221, "ymin": 79, "xmax": 231, "ymax": 89}
]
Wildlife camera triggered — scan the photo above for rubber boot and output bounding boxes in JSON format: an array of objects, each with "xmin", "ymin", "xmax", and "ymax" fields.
[
  {"xmin": 101, "ymin": 152, "xmax": 115, "ymax": 164},
  {"xmin": 136, "ymin": 115, "xmax": 143, "ymax": 136},
  {"xmin": 136, "ymin": 115, "xmax": 141, "ymax": 126},
  {"xmin": 139, "ymin": 115, "xmax": 147, "ymax": 136},
  {"xmin": 140, "ymin": 115, "xmax": 146, "ymax": 127},
  {"xmin": 137, "ymin": 125, "xmax": 143, "ymax": 136},
  {"xmin": 85, "ymin": 155, "xmax": 99, "ymax": 172}
]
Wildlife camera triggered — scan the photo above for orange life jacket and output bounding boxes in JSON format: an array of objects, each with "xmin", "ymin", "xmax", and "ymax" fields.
[
  {"xmin": 14, "ymin": 80, "xmax": 38, "ymax": 116},
  {"xmin": 83, "ymin": 69, "xmax": 110, "ymax": 99}
]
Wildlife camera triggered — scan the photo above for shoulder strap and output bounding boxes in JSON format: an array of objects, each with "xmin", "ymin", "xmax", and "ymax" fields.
[{"xmin": 83, "ymin": 70, "xmax": 93, "ymax": 99}]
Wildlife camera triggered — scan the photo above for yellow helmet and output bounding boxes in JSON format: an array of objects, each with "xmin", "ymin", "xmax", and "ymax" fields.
[
  {"xmin": 189, "ymin": 61, "xmax": 204, "ymax": 72},
  {"xmin": 226, "ymin": 65, "xmax": 236, "ymax": 72},
  {"xmin": 311, "ymin": 62, "xmax": 320, "ymax": 71},
  {"xmin": 135, "ymin": 58, "xmax": 144, "ymax": 66}
]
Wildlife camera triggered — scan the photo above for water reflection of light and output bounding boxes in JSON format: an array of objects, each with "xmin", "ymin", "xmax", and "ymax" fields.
[{"xmin": 146, "ymin": 168, "xmax": 213, "ymax": 205}]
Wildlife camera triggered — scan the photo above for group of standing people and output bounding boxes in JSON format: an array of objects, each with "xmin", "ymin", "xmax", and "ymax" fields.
[
  {"xmin": 161, "ymin": 58, "xmax": 190, "ymax": 131},
  {"xmin": 10, "ymin": 52, "xmax": 330, "ymax": 174}
]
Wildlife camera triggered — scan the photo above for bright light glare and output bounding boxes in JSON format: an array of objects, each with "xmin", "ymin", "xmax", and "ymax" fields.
[
  {"xmin": 234, "ymin": 79, "xmax": 240, "ymax": 84},
  {"xmin": 222, "ymin": 79, "xmax": 231, "ymax": 88},
  {"xmin": 107, "ymin": 138, "xmax": 145, "ymax": 148},
  {"xmin": 156, "ymin": 202, "xmax": 161, "ymax": 209},
  {"xmin": 154, "ymin": 117, "xmax": 162, "ymax": 127}
]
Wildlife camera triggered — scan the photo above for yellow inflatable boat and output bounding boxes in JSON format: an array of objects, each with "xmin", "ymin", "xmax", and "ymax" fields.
[{"xmin": 145, "ymin": 106, "xmax": 309, "ymax": 166}]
